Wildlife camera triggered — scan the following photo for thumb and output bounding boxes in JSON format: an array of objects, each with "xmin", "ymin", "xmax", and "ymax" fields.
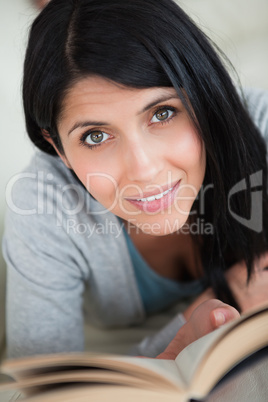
[{"xmin": 210, "ymin": 303, "xmax": 240, "ymax": 329}]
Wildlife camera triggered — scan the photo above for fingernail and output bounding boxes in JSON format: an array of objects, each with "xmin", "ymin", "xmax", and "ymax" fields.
[{"xmin": 215, "ymin": 311, "xmax": 226, "ymax": 326}]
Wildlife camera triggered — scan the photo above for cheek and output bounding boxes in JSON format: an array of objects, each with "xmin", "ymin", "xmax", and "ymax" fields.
[
  {"xmin": 86, "ymin": 176, "xmax": 118, "ymax": 201},
  {"xmin": 62, "ymin": 144, "xmax": 121, "ymax": 207},
  {"xmin": 169, "ymin": 127, "xmax": 205, "ymax": 172},
  {"xmin": 78, "ymin": 171, "xmax": 120, "ymax": 214},
  {"xmin": 64, "ymin": 148, "xmax": 110, "ymax": 185}
]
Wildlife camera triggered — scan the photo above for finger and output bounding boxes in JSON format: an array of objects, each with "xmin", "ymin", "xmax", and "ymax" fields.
[{"xmin": 210, "ymin": 305, "xmax": 240, "ymax": 329}]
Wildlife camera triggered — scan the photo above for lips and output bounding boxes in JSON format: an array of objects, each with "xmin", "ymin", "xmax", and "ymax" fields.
[
  {"xmin": 125, "ymin": 180, "xmax": 181, "ymax": 213},
  {"xmin": 135, "ymin": 186, "xmax": 174, "ymax": 202},
  {"xmin": 125, "ymin": 180, "xmax": 180, "ymax": 201}
]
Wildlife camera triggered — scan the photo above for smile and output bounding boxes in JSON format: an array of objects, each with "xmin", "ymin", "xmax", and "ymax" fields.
[
  {"xmin": 135, "ymin": 186, "xmax": 174, "ymax": 202},
  {"xmin": 125, "ymin": 180, "xmax": 181, "ymax": 213}
]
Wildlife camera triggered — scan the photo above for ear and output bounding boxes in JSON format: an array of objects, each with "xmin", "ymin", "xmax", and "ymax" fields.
[{"xmin": 41, "ymin": 129, "xmax": 71, "ymax": 169}]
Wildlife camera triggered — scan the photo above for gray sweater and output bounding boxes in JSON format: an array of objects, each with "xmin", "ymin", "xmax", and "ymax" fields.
[{"xmin": 3, "ymin": 88, "xmax": 268, "ymax": 359}]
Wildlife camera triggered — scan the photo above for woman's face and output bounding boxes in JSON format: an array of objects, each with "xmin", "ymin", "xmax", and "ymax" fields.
[{"xmin": 53, "ymin": 76, "xmax": 206, "ymax": 235}]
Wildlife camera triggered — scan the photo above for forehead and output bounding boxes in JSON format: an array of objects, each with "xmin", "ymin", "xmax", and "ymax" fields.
[{"xmin": 60, "ymin": 76, "xmax": 178, "ymax": 118}]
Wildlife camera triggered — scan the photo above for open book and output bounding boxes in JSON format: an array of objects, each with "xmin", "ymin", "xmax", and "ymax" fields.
[{"xmin": 0, "ymin": 304, "xmax": 268, "ymax": 402}]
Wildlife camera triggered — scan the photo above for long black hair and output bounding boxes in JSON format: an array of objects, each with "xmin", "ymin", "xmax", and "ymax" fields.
[{"xmin": 23, "ymin": 0, "xmax": 268, "ymax": 310}]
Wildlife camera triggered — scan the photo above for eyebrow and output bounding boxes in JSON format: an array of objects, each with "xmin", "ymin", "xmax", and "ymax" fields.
[
  {"xmin": 138, "ymin": 94, "xmax": 179, "ymax": 115},
  {"xmin": 68, "ymin": 120, "xmax": 107, "ymax": 136},
  {"xmin": 68, "ymin": 93, "xmax": 179, "ymax": 136}
]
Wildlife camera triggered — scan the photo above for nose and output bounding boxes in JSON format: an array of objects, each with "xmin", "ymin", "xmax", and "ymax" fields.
[{"xmin": 122, "ymin": 137, "xmax": 163, "ymax": 183}]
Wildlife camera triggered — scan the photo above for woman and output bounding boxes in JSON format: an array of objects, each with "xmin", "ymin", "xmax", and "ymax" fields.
[{"xmin": 3, "ymin": 0, "xmax": 268, "ymax": 359}]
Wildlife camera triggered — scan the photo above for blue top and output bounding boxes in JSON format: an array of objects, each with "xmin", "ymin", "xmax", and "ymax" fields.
[{"xmin": 122, "ymin": 226, "xmax": 205, "ymax": 314}]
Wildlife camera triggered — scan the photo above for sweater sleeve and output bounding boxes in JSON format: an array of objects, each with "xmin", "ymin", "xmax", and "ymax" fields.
[
  {"xmin": 244, "ymin": 87, "xmax": 268, "ymax": 141},
  {"xmin": 3, "ymin": 170, "xmax": 89, "ymax": 358},
  {"xmin": 128, "ymin": 312, "xmax": 186, "ymax": 357}
]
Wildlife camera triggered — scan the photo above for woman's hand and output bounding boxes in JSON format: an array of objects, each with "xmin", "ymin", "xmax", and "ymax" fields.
[
  {"xmin": 184, "ymin": 252, "xmax": 268, "ymax": 320},
  {"xmin": 225, "ymin": 252, "xmax": 268, "ymax": 313},
  {"xmin": 156, "ymin": 299, "xmax": 239, "ymax": 359},
  {"xmin": 156, "ymin": 253, "xmax": 268, "ymax": 360}
]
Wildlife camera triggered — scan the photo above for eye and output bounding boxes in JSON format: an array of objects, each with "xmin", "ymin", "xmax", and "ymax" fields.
[
  {"xmin": 83, "ymin": 130, "xmax": 110, "ymax": 146},
  {"xmin": 151, "ymin": 107, "xmax": 175, "ymax": 123}
]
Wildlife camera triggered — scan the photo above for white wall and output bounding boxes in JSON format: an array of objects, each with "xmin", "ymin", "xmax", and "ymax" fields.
[
  {"xmin": 0, "ymin": 0, "xmax": 268, "ymax": 355},
  {"xmin": 0, "ymin": 0, "xmax": 37, "ymax": 355},
  {"xmin": 181, "ymin": 0, "xmax": 268, "ymax": 90}
]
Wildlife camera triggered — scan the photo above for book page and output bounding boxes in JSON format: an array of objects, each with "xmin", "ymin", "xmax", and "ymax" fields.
[
  {"xmin": 192, "ymin": 313, "xmax": 268, "ymax": 397},
  {"xmin": 110, "ymin": 356, "xmax": 187, "ymax": 389},
  {"xmin": 175, "ymin": 306, "xmax": 268, "ymax": 391},
  {"xmin": 1, "ymin": 354, "xmax": 185, "ymax": 392},
  {"xmin": 21, "ymin": 384, "xmax": 181, "ymax": 402},
  {"xmin": 175, "ymin": 327, "xmax": 226, "ymax": 386},
  {"xmin": 2, "ymin": 305, "xmax": 267, "ymax": 400}
]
